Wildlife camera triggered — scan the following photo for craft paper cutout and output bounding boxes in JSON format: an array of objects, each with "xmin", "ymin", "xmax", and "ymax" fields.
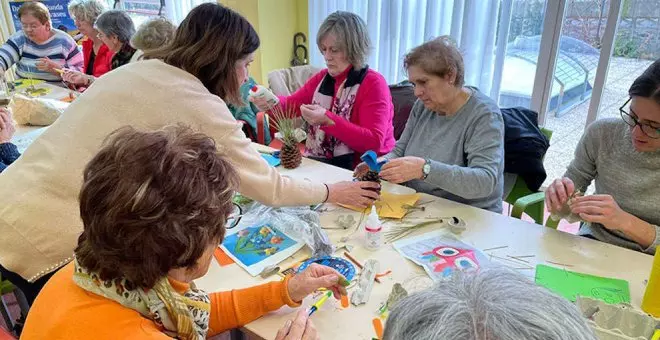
[
  {"xmin": 213, "ymin": 247, "xmax": 235, "ymax": 266},
  {"xmin": 221, "ymin": 223, "xmax": 304, "ymax": 276},
  {"xmin": 340, "ymin": 192, "xmax": 421, "ymax": 219},
  {"xmin": 13, "ymin": 79, "xmax": 44, "ymax": 89},
  {"xmin": 393, "ymin": 231, "xmax": 489, "ymax": 281},
  {"xmin": 360, "ymin": 150, "xmax": 387, "ymax": 172},
  {"xmin": 535, "ymin": 264, "xmax": 631, "ymax": 304},
  {"xmin": 261, "ymin": 154, "xmax": 281, "ymax": 167}
]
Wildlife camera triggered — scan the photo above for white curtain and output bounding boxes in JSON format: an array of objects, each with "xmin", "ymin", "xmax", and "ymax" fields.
[
  {"xmin": 163, "ymin": 0, "xmax": 214, "ymax": 24},
  {"xmin": 309, "ymin": 0, "xmax": 500, "ymax": 95}
]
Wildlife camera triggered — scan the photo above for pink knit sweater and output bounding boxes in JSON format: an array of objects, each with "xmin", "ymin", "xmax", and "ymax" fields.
[{"xmin": 278, "ymin": 67, "xmax": 395, "ymax": 162}]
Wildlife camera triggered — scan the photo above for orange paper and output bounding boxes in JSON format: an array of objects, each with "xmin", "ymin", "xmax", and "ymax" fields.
[
  {"xmin": 341, "ymin": 295, "xmax": 349, "ymax": 308},
  {"xmin": 372, "ymin": 318, "xmax": 384, "ymax": 339},
  {"xmin": 214, "ymin": 247, "xmax": 235, "ymax": 266}
]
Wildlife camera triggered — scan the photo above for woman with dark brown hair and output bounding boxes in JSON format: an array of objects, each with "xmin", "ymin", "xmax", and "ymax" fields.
[
  {"xmin": 22, "ymin": 125, "xmax": 344, "ymax": 339},
  {"xmin": 0, "ymin": 3, "xmax": 378, "ymax": 304}
]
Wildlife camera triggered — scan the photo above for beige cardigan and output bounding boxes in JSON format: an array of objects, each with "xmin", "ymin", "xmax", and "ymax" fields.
[{"xmin": 0, "ymin": 60, "xmax": 326, "ymax": 282}]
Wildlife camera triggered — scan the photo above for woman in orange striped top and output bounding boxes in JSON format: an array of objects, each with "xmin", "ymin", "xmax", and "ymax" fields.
[{"xmin": 21, "ymin": 126, "xmax": 346, "ymax": 340}]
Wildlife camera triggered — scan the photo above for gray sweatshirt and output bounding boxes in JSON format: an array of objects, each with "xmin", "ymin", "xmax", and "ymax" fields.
[
  {"xmin": 384, "ymin": 88, "xmax": 504, "ymax": 212},
  {"xmin": 565, "ymin": 118, "xmax": 660, "ymax": 254}
]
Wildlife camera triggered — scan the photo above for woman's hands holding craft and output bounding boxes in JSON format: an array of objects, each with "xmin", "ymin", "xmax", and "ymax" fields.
[
  {"xmin": 0, "ymin": 108, "xmax": 16, "ymax": 144},
  {"xmin": 545, "ymin": 177, "xmax": 576, "ymax": 213},
  {"xmin": 287, "ymin": 263, "xmax": 347, "ymax": 302},
  {"xmin": 275, "ymin": 309, "xmax": 319, "ymax": 340},
  {"xmin": 327, "ymin": 181, "xmax": 380, "ymax": 208},
  {"xmin": 62, "ymin": 69, "xmax": 91, "ymax": 86},
  {"xmin": 379, "ymin": 156, "xmax": 426, "ymax": 184},
  {"xmin": 569, "ymin": 195, "xmax": 633, "ymax": 232},
  {"xmin": 300, "ymin": 104, "xmax": 332, "ymax": 126}
]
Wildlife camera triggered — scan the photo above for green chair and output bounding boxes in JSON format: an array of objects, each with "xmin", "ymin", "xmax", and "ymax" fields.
[
  {"xmin": 504, "ymin": 128, "xmax": 553, "ymax": 225},
  {"xmin": 0, "ymin": 275, "xmax": 29, "ymax": 337}
]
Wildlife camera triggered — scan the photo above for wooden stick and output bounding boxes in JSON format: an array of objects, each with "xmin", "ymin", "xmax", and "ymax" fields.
[
  {"xmin": 482, "ymin": 245, "xmax": 508, "ymax": 252},
  {"xmin": 343, "ymin": 251, "xmax": 381, "ymax": 283},
  {"xmin": 546, "ymin": 260, "xmax": 574, "ymax": 267}
]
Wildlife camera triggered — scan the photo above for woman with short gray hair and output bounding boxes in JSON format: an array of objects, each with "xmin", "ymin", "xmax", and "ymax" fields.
[
  {"xmin": 67, "ymin": 0, "xmax": 112, "ymax": 78},
  {"xmin": 129, "ymin": 16, "xmax": 176, "ymax": 62},
  {"xmin": 251, "ymin": 11, "xmax": 395, "ymax": 170},
  {"xmin": 63, "ymin": 10, "xmax": 136, "ymax": 87},
  {"xmin": 383, "ymin": 267, "xmax": 597, "ymax": 340}
]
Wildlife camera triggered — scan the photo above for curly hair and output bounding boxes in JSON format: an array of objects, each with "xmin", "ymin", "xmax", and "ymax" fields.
[
  {"xmin": 75, "ymin": 125, "xmax": 238, "ymax": 288},
  {"xmin": 67, "ymin": 0, "xmax": 106, "ymax": 24},
  {"xmin": 130, "ymin": 17, "xmax": 176, "ymax": 51}
]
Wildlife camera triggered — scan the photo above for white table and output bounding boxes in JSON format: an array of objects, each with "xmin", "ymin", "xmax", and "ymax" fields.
[{"xmin": 196, "ymin": 145, "xmax": 654, "ymax": 340}]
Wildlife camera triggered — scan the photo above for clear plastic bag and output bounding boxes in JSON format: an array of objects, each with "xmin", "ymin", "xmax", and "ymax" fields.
[{"xmin": 235, "ymin": 203, "xmax": 334, "ymax": 257}]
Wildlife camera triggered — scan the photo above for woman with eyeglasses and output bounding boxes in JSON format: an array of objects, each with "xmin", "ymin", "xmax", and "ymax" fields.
[
  {"xmin": 0, "ymin": 1, "xmax": 83, "ymax": 81},
  {"xmin": 546, "ymin": 59, "xmax": 660, "ymax": 254}
]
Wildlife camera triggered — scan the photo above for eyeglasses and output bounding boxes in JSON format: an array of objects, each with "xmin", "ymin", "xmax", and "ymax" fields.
[
  {"xmin": 225, "ymin": 202, "xmax": 242, "ymax": 229},
  {"xmin": 21, "ymin": 23, "xmax": 44, "ymax": 30},
  {"xmin": 619, "ymin": 97, "xmax": 660, "ymax": 139}
]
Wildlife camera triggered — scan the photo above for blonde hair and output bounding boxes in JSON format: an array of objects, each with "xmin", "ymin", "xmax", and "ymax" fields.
[
  {"xmin": 404, "ymin": 36, "xmax": 465, "ymax": 88},
  {"xmin": 130, "ymin": 17, "xmax": 176, "ymax": 51},
  {"xmin": 68, "ymin": 0, "xmax": 106, "ymax": 24},
  {"xmin": 316, "ymin": 11, "xmax": 371, "ymax": 69}
]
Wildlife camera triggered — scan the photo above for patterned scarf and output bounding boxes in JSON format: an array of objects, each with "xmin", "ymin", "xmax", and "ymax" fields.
[
  {"xmin": 306, "ymin": 66, "xmax": 369, "ymax": 159},
  {"xmin": 111, "ymin": 43, "xmax": 137, "ymax": 70},
  {"xmin": 72, "ymin": 258, "xmax": 211, "ymax": 340}
]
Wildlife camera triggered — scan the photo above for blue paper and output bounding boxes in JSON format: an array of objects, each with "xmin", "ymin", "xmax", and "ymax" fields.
[
  {"xmin": 360, "ymin": 150, "xmax": 387, "ymax": 172},
  {"xmin": 261, "ymin": 154, "xmax": 281, "ymax": 167}
]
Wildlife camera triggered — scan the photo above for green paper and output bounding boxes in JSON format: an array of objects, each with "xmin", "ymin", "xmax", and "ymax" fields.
[
  {"xmin": 339, "ymin": 277, "xmax": 351, "ymax": 287},
  {"xmin": 535, "ymin": 264, "xmax": 630, "ymax": 304}
]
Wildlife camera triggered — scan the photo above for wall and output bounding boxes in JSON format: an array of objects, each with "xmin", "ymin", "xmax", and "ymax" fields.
[{"xmin": 220, "ymin": 0, "xmax": 310, "ymax": 84}]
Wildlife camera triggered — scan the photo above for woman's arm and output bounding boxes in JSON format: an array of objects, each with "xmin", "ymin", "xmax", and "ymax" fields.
[
  {"xmin": 381, "ymin": 100, "xmax": 422, "ymax": 161},
  {"xmin": 320, "ymin": 73, "xmax": 393, "ymax": 154},
  {"xmin": 0, "ymin": 34, "xmax": 23, "ymax": 72},
  {"xmin": 276, "ymin": 71, "xmax": 327, "ymax": 115},
  {"xmin": 0, "ymin": 143, "xmax": 20, "ymax": 167},
  {"xmin": 63, "ymin": 38, "xmax": 84, "ymax": 72},
  {"xmin": 563, "ymin": 123, "xmax": 600, "ymax": 192},
  {"xmin": 424, "ymin": 110, "xmax": 504, "ymax": 199}
]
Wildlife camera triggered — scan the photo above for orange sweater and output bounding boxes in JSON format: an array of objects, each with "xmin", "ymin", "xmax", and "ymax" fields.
[{"xmin": 21, "ymin": 263, "xmax": 300, "ymax": 339}]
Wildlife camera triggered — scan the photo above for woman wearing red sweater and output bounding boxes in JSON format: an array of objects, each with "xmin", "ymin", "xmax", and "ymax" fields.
[
  {"xmin": 68, "ymin": 0, "xmax": 113, "ymax": 78},
  {"xmin": 253, "ymin": 11, "xmax": 395, "ymax": 170}
]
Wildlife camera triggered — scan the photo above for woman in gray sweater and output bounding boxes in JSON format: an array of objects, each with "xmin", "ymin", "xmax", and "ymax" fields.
[
  {"xmin": 356, "ymin": 37, "xmax": 504, "ymax": 212},
  {"xmin": 546, "ymin": 59, "xmax": 660, "ymax": 254}
]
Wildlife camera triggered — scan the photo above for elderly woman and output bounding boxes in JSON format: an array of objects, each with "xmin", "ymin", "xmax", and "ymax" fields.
[
  {"xmin": 22, "ymin": 126, "xmax": 341, "ymax": 339},
  {"xmin": 63, "ymin": 10, "xmax": 136, "ymax": 86},
  {"xmin": 0, "ymin": 3, "xmax": 378, "ymax": 303},
  {"xmin": 546, "ymin": 59, "xmax": 660, "ymax": 254},
  {"xmin": 252, "ymin": 11, "xmax": 395, "ymax": 170},
  {"xmin": 356, "ymin": 37, "xmax": 505, "ymax": 212},
  {"xmin": 67, "ymin": 0, "xmax": 112, "ymax": 78},
  {"xmin": 0, "ymin": 108, "xmax": 19, "ymax": 173},
  {"xmin": 383, "ymin": 267, "xmax": 597, "ymax": 340},
  {"xmin": 129, "ymin": 16, "xmax": 177, "ymax": 62},
  {"xmin": 0, "ymin": 1, "xmax": 83, "ymax": 81}
]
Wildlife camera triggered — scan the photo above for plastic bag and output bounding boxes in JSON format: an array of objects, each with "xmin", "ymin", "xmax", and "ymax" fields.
[{"xmin": 236, "ymin": 203, "xmax": 334, "ymax": 257}]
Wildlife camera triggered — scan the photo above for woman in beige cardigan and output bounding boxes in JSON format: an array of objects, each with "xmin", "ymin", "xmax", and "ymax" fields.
[{"xmin": 0, "ymin": 3, "xmax": 379, "ymax": 304}]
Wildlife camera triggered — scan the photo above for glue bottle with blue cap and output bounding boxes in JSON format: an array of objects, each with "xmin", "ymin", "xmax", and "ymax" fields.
[{"xmin": 364, "ymin": 205, "xmax": 382, "ymax": 250}]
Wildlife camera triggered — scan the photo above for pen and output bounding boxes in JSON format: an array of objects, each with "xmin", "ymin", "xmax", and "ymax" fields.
[
  {"xmin": 308, "ymin": 291, "xmax": 332, "ymax": 316},
  {"xmin": 651, "ymin": 329, "xmax": 660, "ymax": 340}
]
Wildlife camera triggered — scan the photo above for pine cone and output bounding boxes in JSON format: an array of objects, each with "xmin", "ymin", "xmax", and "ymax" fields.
[
  {"xmin": 280, "ymin": 143, "xmax": 302, "ymax": 169},
  {"xmin": 359, "ymin": 170, "xmax": 381, "ymax": 184}
]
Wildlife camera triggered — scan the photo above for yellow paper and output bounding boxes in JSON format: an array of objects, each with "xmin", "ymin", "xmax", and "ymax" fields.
[
  {"xmin": 341, "ymin": 192, "xmax": 421, "ymax": 219},
  {"xmin": 642, "ymin": 250, "xmax": 660, "ymax": 317}
]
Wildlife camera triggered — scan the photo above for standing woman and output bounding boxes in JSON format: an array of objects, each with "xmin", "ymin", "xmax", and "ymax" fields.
[
  {"xmin": 63, "ymin": 10, "xmax": 136, "ymax": 86},
  {"xmin": 0, "ymin": 1, "xmax": 83, "ymax": 81},
  {"xmin": 252, "ymin": 11, "xmax": 395, "ymax": 170},
  {"xmin": 67, "ymin": 0, "xmax": 112, "ymax": 78}
]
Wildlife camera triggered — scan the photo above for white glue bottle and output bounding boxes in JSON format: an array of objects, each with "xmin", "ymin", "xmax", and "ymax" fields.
[
  {"xmin": 364, "ymin": 205, "xmax": 383, "ymax": 251},
  {"xmin": 248, "ymin": 85, "xmax": 279, "ymax": 110}
]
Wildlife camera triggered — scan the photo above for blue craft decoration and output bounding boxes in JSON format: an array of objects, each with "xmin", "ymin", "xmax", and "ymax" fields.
[
  {"xmin": 261, "ymin": 154, "xmax": 281, "ymax": 167},
  {"xmin": 296, "ymin": 256, "xmax": 356, "ymax": 281},
  {"xmin": 360, "ymin": 150, "xmax": 387, "ymax": 172}
]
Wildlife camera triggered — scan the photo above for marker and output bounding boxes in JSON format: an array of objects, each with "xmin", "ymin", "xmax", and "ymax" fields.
[
  {"xmin": 308, "ymin": 291, "xmax": 332, "ymax": 316},
  {"xmin": 54, "ymin": 68, "xmax": 64, "ymax": 75},
  {"xmin": 651, "ymin": 329, "xmax": 660, "ymax": 340}
]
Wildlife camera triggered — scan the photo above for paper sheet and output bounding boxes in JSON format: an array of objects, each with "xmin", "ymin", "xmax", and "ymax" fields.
[
  {"xmin": 220, "ymin": 223, "xmax": 304, "ymax": 276},
  {"xmin": 535, "ymin": 264, "xmax": 631, "ymax": 304},
  {"xmin": 341, "ymin": 192, "xmax": 421, "ymax": 219},
  {"xmin": 393, "ymin": 231, "xmax": 489, "ymax": 281},
  {"xmin": 261, "ymin": 154, "xmax": 281, "ymax": 167}
]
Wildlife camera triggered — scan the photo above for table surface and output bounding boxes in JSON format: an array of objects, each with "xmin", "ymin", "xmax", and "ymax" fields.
[{"xmin": 195, "ymin": 144, "xmax": 654, "ymax": 340}]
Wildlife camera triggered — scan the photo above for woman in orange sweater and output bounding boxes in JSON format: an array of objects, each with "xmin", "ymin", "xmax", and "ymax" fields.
[{"xmin": 22, "ymin": 126, "xmax": 346, "ymax": 339}]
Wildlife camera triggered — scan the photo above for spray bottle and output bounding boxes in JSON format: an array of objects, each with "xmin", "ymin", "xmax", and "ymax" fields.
[
  {"xmin": 248, "ymin": 85, "xmax": 279, "ymax": 110},
  {"xmin": 364, "ymin": 205, "xmax": 383, "ymax": 251}
]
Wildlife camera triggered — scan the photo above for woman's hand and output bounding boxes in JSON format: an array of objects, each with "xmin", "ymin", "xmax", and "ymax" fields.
[
  {"xmin": 62, "ymin": 69, "xmax": 90, "ymax": 86},
  {"xmin": 300, "ymin": 104, "xmax": 332, "ymax": 126},
  {"xmin": 275, "ymin": 309, "xmax": 319, "ymax": 340},
  {"xmin": 0, "ymin": 108, "xmax": 16, "ymax": 144},
  {"xmin": 248, "ymin": 95, "xmax": 275, "ymax": 111},
  {"xmin": 353, "ymin": 162, "xmax": 369, "ymax": 178},
  {"xmin": 287, "ymin": 263, "xmax": 348, "ymax": 301},
  {"xmin": 379, "ymin": 156, "xmax": 425, "ymax": 184},
  {"xmin": 545, "ymin": 177, "xmax": 575, "ymax": 213},
  {"xmin": 36, "ymin": 57, "xmax": 61, "ymax": 73},
  {"xmin": 327, "ymin": 181, "xmax": 380, "ymax": 208},
  {"xmin": 570, "ymin": 195, "xmax": 633, "ymax": 231}
]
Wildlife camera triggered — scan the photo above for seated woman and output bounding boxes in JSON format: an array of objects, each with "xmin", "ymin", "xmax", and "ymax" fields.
[
  {"xmin": 68, "ymin": 0, "xmax": 112, "ymax": 78},
  {"xmin": 0, "ymin": 3, "xmax": 378, "ymax": 305},
  {"xmin": 0, "ymin": 108, "xmax": 19, "ymax": 173},
  {"xmin": 129, "ymin": 16, "xmax": 176, "ymax": 62},
  {"xmin": 63, "ymin": 10, "xmax": 136, "ymax": 86},
  {"xmin": 0, "ymin": 1, "xmax": 83, "ymax": 81},
  {"xmin": 252, "ymin": 11, "xmax": 395, "ymax": 170},
  {"xmin": 228, "ymin": 76, "xmax": 273, "ymax": 144},
  {"xmin": 21, "ymin": 126, "xmax": 343, "ymax": 339},
  {"xmin": 383, "ymin": 267, "xmax": 596, "ymax": 340},
  {"xmin": 546, "ymin": 59, "xmax": 660, "ymax": 254},
  {"xmin": 357, "ymin": 37, "xmax": 504, "ymax": 212}
]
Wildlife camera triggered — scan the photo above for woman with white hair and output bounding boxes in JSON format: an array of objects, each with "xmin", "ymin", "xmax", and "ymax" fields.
[
  {"xmin": 63, "ymin": 10, "xmax": 136, "ymax": 86},
  {"xmin": 68, "ymin": 0, "xmax": 111, "ymax": 78},
  {"xmin": 383, "ymin": 267, "xmax": 597, "ymax": 340},
  {"xmin": 252, "ymin": 11, "xmax": 395, "ymax": 170},
  {"xmin": 129, "ymin": 16, "xmax": 176, "ymax": 62}
]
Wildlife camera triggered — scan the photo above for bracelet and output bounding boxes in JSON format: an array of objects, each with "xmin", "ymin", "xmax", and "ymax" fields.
[{"xmin": 323, "ymin": 183, "xmax": 330, "ymax": 203}]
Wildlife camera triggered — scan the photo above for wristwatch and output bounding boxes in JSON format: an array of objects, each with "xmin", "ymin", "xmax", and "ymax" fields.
[{"xmin": 421, "ymin": 158, "xmax": 431, "ymax": 180}]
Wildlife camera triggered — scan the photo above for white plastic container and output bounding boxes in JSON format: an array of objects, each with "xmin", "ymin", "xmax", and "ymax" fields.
[
  {"xmin": 364, "ymin": 205, "xmax": 383, "ymax": 251},
  {"xmin": 248, "ymin": 85, "xmax": 279, "ymax": 110}
]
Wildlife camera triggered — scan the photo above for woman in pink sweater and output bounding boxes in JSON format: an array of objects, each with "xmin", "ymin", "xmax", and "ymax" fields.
[{"xmin": 253, "ymin": 11, "xmax": 395, "ymax": 170}]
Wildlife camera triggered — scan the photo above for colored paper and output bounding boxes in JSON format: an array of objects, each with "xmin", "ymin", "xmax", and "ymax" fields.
[
  {"xmin": 213, "ymin": 247, "xmax": 235, "ymax": 266},
  {"xmin": 261, "ymin": 153, "xmax": 281, "ymax": 167},
  {"xmin": 535, "ymin": 264, "xmax": 631, "ymax": 304},
  {"xmin": 341, "ymin": 192, "xmax": 421, "ymax": 219},
  {"xmin": 642, "ymin": 250, "xmax": 660, "ymax": 317}
]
